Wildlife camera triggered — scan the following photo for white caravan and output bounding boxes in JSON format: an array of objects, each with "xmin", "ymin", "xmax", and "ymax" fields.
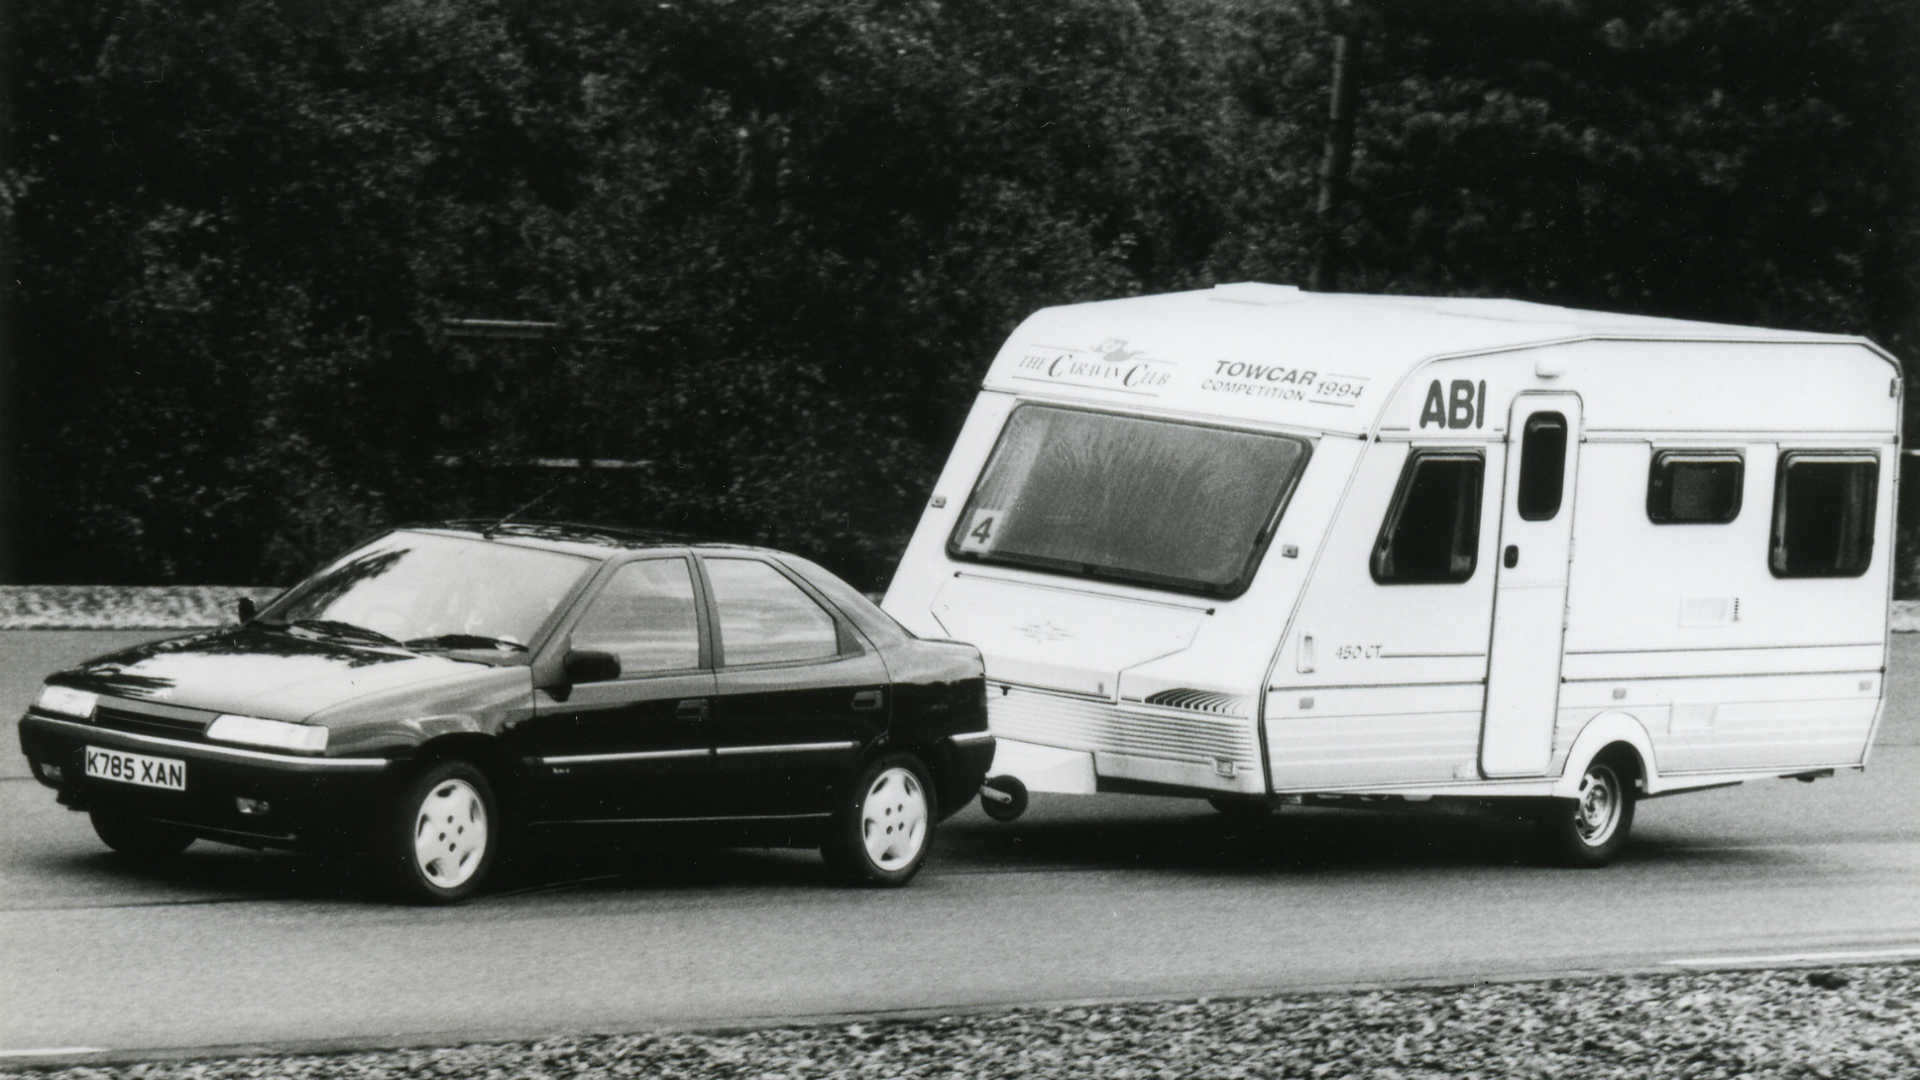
[{"xmin": 882, "ymin": 284, "xmax": 1900, "ymax": 864}]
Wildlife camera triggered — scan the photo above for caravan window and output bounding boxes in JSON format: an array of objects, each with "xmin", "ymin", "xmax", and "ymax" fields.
[
  {"xmin": 947, "ymin": 405, "xmax": 1310, "ymax": 598},
  {"xmin": 1371, "ymin": 451, "xmax": 1484, "ymax": 584},
  {"xmin": 1769, "ymin": 452, "xmax": 1878, "ymax": 578},
  {"xmin": 1647, "ymin": 451, "xmax": 1743, "ymax": 524},
  {"xmin": 1516, "ymin": 413, "xmax": 1568, "ymax": 521}
]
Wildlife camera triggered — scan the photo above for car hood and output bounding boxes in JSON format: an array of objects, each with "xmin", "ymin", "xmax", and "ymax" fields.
[{"xmin": 52, "ymin": 626, "xmax": 498, "ymax": 724}]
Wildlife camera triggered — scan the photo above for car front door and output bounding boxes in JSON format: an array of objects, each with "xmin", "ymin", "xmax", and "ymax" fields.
[
  {"xmin": 700, "ymin": 556, "xmax": 889, "ymax": 817},
  {"xmin": 516, "ymin": 556, "xmax": 718, "ymax": 823}
]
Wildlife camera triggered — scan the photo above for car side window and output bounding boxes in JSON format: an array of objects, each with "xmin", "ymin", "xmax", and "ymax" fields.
[
  {"xmin": 704, "ymin": 558, "xmax": 839, "ymax": 666},
  {"xmin": 1371, "ymin": 450, "xmax": 1484, "ymax": 584},
  {"xmin": 570, "ymin": 558, "xmax": 702, "ymax": 674}
]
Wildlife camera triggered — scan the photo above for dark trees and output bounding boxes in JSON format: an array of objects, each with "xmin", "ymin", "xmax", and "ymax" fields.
[{"xmin": 4, "ymin": 0, "xmax": 1913, "ymax": 588}]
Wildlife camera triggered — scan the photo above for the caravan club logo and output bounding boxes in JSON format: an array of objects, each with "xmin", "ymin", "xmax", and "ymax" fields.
[
  {"xmin": 1011, "ymin": 338, "xmax": 1175, "ymax": 396},
  {"xmin": 1016, "ymin": 619, "xmax": 1072, "ymax": 645}
]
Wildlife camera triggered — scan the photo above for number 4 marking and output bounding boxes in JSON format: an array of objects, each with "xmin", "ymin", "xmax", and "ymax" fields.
[{"xmin": 960, "ymin": 508, "xmax": 1003, "ymax": 552}]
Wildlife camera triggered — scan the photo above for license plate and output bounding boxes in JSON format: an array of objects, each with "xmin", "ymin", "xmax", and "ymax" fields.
[{"xmin": 84, "ymin": 746, "xmax": 187, "ymax": 792}]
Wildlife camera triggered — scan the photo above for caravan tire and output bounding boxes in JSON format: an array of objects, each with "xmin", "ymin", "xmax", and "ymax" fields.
[
  {"xmin": 1206, "ymin": 795, "xmax": 1273, "ymax": 820},
  {"xmin": 1538, "ymin": 755, "xmax": 1635, "ymax": 867}
]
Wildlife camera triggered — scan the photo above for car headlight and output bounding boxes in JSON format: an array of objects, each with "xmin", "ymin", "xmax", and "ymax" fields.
[
  {"xmin": 207, "ymin": 714, "xmax": 329, "ymax": 754},
  {"xmin": 35, "ymin": 685, "xmax": 98, "ymax": 719}
]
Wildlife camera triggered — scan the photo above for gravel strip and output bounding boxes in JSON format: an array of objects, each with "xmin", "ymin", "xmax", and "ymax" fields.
[
  {"xmin": 0, "ymin": 587, "xmax": 280, "ymax": 630},
  {"xmin": 1897, "ymin": 600, "xmax": 1920, "ymax": 632},
  {"xmin": 4, "ymin": 588, "xmax": 1916, "ymax": 632},
  {"xmin": 6, "ymin": 964, "xmax": 1916, "ymax": 1079}
]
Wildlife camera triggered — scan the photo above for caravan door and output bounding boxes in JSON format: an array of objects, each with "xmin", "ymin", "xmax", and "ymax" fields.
[{"xmin": 1480, "ymin": 393, "xmax": 1582, "ymax": 777}]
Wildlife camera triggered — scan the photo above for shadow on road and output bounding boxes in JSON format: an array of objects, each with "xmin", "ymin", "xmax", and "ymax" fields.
[
  {"xmin": 14, "ymin": 798, "xmax": 1814, "ymax": 908},
  {"xmin": 940, "ymin": 804, "xmax": 1548, "ymax": 874},
  {"xmin": 11, "ymin": 845, "xmax": 365, "ymax": 905}
]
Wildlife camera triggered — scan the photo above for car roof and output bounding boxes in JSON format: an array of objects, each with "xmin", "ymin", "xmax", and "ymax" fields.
[{"xmin": 408, "ymin": 520, "xmax": 784, "ymax": 561}]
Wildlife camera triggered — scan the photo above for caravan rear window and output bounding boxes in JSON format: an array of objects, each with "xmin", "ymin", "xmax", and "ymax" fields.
[
  {"xmin": 1647, "ymin": 450, "xmax": 1743, "ymax": 524},
  {"xmin": 947, "ymin": 405, "xmax": 1310, "ymax": 597},
  {"xmin": 1769, "ymin": 451, "xmax": 1878, "ymax": 578}
]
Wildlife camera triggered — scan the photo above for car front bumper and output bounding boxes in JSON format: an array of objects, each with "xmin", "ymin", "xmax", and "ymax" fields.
[{"xmin": 19, "ymin": 711, "xmax": 395, "ymax": 851}]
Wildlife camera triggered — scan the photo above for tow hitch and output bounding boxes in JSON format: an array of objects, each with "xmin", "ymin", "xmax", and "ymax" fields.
[{"xmin": 979, "ymin": 775, "xmax": 1029, "ymax": 822}]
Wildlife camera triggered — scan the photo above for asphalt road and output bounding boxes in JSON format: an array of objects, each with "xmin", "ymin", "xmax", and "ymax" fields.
[{"xmin": 3, "ymin": 630, "xmax": 1918, "ymax": 1060}]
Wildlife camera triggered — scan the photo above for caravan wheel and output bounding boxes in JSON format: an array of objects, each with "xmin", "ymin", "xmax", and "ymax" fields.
[
  {"xmin": 1539, "ymin": 755, "xmax": 1636, "ymax": 867},
  {"xmin": 1206, "ymin": 795, "xmax": 1273, "ymax": 820}
]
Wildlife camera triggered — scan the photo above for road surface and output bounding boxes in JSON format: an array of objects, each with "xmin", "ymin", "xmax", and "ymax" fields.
[{"xmin": 3, "ymin": 630, "xmax": 1916, "ymax": 1061}]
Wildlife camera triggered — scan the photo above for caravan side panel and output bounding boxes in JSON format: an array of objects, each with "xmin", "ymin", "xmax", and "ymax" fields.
[{"xmin": 1265, "ymin": 436, "xmax": 1503, "ymax": 791}]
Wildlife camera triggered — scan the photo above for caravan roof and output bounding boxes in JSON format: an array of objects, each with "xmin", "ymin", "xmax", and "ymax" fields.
[{"xmin": 982, "ymin": 284, "xmax": 1879, "ymax": 437}]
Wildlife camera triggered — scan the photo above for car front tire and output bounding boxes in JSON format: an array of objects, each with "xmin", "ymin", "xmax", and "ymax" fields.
[
  {"xmin": 823, "ymin": 752, "xmax": 936, "ymax": 887},
  {"xmin": 381, "ymin": 759, "xmax": 499, "ymax": 904}
]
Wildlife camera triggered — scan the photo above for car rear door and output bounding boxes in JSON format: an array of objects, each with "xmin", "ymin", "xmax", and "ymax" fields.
[
  {"xmin": 699, "ymin": 555, "xmax": 889, "ymax": 817},
  {"xmin": 516, "ymin": 556, "xmax": 718, "ymax": 822}
]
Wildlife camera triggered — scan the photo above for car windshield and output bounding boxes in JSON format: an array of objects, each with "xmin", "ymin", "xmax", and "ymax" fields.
[
  {"xmin": 261, "ymin": 531, "xmax": 594, "ymax": 651},
  {"xmin": 947, "ymin": 405, "xmax": 1311, "ymax": 597}
]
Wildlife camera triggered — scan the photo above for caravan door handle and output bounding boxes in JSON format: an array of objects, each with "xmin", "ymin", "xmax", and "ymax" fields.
[{"xmin": 1504, "ymin": 545, "xmax": 1520, "ymax": 568}]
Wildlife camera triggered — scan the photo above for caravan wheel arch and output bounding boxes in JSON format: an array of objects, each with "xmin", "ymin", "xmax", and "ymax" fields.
[{"xmin": 1550, "ymin": 712, "xmax": 1654, "ymax": 800}]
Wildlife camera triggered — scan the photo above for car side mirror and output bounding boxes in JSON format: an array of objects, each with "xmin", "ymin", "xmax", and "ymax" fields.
[
  {"xmin": 236, "ymin": 596, "xmax": 258, "ymax": 624},
  {"xmin": 563, "ymin": 649, "xmax": 621, "ymax": 685}
]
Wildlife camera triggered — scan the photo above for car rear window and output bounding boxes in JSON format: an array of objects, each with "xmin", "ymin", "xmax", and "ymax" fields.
[
  {"xmin": 704, "ymin": 558, "xmax": 841, "ymax": 665},
  {"xmin": 781, "ymin": 554, "xmax": 910, "ymax": 647}
]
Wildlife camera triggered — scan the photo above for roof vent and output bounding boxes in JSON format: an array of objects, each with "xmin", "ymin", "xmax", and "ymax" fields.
[{"xmin": 1210, "ymin": 282, "xmax": 1306, "ymax": 306}]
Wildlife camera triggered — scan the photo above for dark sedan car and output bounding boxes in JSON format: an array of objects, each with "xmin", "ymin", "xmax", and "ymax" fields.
[{"xmin": 18, "ymin": 522, "xmax": 993, "ymax": 902}]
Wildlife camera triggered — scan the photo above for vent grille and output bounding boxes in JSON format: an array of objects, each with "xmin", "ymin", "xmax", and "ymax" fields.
[
  {"xmin": 990, "ymin": 687, "xmax": 1258, "ymax": 769},
  {"xmin": 92, "ymin": 705, "xmax": 209, "ymax": 741},
  {"xmin": 1141, "ymin": 688, "xmax": 1251, "ymax": 718}
]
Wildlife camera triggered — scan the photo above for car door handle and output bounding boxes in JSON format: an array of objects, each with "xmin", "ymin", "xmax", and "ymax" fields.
[
  {"xmin": 851, "ymin": 689, "xmax": 884, "ymax": 712},
  {"xmin": 1504, "ymin": 544, "xmax": 1519, "ymax": 568},
  {"xmin": 675, "ymin": 699, "xmax": 710, "ymax": 724}
]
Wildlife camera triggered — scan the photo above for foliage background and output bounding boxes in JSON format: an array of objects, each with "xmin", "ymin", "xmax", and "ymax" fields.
[{"xmin": 3, "ymin": 0, "xmax": 1916, "ymax": 591}]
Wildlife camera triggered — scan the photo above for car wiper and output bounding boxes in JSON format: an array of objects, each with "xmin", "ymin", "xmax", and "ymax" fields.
[
  {"xmin": 401, "ymin": 633, "xmax": 529, "ymax": 653},
  {"xmin": 284, "ymin": 618, "xmax": 404, "ymax": 647}
]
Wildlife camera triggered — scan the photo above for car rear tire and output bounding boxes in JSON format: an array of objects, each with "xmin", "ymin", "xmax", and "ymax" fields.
[
  {"xmin": 1538, "ymin": 755, "xmax": 1636, "ymax": 867},
  {"xmin": 823, "ymin": 753, "xmax": 935, "ymax": 887},
  {"xmin": 381, "ymin": 759, "xmax": 498, "ymax": 904},
  {"xmin": 89, "ymin": 808, "xmax": 194, "ymax": 859}
]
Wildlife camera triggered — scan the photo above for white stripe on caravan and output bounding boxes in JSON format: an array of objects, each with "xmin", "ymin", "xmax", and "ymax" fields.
[{"xmin": 1664, "ymin": 944, "xmax": 1920, "ymax": 968}]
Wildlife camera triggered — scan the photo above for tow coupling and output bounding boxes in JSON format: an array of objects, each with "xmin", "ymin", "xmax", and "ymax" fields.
[{"xmin": 979, "ymin": 775, "xmax": 1029, "ymax": 823}]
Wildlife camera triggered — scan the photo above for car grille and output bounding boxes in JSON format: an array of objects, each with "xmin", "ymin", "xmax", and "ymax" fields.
[{"xmin": 92, "ymin": 703, "xmax": 211, "ymax": 741}]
